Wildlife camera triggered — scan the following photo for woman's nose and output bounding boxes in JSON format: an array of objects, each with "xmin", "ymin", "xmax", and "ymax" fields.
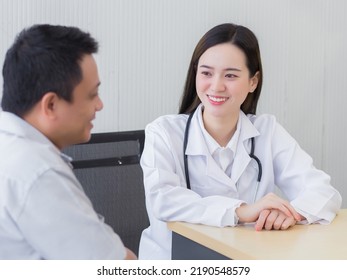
[{"xmin": 211, "ymin": 77, "xmax": 225, "ymax": 92}]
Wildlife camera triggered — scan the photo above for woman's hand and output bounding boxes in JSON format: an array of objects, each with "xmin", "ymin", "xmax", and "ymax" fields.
[
  {"xmin": 254, "ymin": 209, "xmax": 297, "ymax": 231},
  {"xmin": 235, "ymin": 192, "xmax": 302, "ymax": 224}
]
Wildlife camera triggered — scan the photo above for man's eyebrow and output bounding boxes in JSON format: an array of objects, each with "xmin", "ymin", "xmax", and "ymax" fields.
[
  {"xmin": 89, "ymin": 82, "xmax": 101, "ymax": 94},
  {"xmin": 92, "ymin": 81, "xmax": 101, "ymax": 90}
]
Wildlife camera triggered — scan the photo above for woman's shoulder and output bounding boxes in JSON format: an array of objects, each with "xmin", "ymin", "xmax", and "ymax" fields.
[
  {"xmin": 247, "ymin": 113, "xmax": 296, "ymax": 143},
  {"xmin": 247, "ymin": 113, "xmax": 278, "ymax": 129},
  {"xmin": 146, "ymin": 113, "xmax": 188, "ymax": 131}
]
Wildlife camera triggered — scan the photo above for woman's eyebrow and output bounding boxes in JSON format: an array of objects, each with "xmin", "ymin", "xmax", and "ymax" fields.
[{"xmin": 199, "ymin": 65, "xmax": 241, "ymax": 71}]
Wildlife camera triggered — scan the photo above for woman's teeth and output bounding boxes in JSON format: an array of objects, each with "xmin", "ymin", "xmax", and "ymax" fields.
[{"xmin": 208, "ymin": 95, "xmax": 228, "ymax": 102}]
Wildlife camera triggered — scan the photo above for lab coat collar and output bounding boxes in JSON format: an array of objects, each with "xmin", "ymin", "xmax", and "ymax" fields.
[
  {"xmin": 184, "ymin": 106, "xmax": 260, "ymax": 185},
  {"xmin": 185, "ymin": 106, "xmax": 260, "ymax": 156},
  {"xmin": 185, "ymin": 105, "xmax": 210, "ymax": 156}
]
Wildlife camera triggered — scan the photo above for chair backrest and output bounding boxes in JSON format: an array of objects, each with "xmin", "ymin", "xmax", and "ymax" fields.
[{"xmin": 62, "ymin": 130, "xmax": 149, "ymax": 255}]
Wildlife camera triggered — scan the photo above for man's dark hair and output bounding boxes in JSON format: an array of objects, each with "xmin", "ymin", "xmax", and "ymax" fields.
[{"xmin": 1, "ymin": 24, "xmax": 98, "ymax": 117}]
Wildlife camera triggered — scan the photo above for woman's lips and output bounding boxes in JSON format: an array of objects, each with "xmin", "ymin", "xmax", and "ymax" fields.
[{"xmin": 207, "ymin": 94, "xmax": 229, "ymax": 104}]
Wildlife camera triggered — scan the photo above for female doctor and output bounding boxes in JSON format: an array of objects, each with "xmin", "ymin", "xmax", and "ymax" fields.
[{"xmin": 139, "ymin": 23, "xmax": 342, "ymax": 260}]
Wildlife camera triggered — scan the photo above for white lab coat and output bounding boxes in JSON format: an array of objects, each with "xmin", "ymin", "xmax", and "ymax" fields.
[{"xmin": 139, "ymin": 105, "xmax": 342, "ymax": 259}]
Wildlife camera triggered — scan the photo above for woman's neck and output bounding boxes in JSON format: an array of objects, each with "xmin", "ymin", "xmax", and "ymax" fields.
[{"xmin": 202, "ymin": 112, "xmax": 238, "ymax": 147}]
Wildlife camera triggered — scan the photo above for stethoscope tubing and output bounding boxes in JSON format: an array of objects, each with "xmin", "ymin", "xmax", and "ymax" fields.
[{"xmin": 183, "ymin": 110, "xmax": 194, "ymax": 190}]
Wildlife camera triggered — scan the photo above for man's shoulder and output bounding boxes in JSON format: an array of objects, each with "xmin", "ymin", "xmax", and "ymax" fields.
[{"xmin": 0, "ymin": 134, "xmax": 65, "ymax": 180}]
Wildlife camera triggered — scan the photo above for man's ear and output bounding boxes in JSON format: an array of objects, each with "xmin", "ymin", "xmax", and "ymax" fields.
[{"xmin": 40, "ymin": 92, "xmax": 59, "ymax": 119}]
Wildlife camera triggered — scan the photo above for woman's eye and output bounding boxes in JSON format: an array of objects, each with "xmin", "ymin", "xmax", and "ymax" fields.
[
  {"xmin": 225, "ymin": 73, "xmax": 237, "ymax": 78},
  {"xmin": 201, "ymin": 71, "xmax": 211, "ymax": 76}
]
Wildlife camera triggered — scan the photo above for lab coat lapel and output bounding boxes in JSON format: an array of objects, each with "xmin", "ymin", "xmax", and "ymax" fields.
[
  {"xmin": 205, "ymin": 154, "xmax": 234, "ymax": 186},
  {"xmin": 185, "ymin": 109, "xmax": 209, "ymax": 157},
  {"xmin": 231, "ymin": 112, "xmax": 260, "ymax": 183},
  {"xmin": 185, "ymin": 108, "xmax": 233, "ymax": 187},
  {"xmin": 185, "ymin": 109, "xmax": 261, "ymax": 187}
]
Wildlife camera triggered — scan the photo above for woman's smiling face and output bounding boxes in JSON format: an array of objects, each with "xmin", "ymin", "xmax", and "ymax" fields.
[{"xmin": 196, "ymin": 43, "xmax": 258, "ymax": 120}]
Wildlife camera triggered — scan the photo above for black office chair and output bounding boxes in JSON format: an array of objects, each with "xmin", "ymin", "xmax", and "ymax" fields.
[{"xmin": 62, "ymin": 130, "xmax": 149, "ymax": 255}]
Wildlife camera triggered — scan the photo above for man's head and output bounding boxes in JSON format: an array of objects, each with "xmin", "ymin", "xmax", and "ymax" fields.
[{"xmin": 1, "ymin": 24, "xmax": 103, "ymax": 148}]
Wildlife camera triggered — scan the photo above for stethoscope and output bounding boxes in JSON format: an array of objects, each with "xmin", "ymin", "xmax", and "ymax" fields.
[{"xmin": 183, "ymin": 109, "xmax": 263, "ymax": 202}]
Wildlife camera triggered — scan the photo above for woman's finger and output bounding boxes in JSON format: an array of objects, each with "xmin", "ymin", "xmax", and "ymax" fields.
[
  {"xmin": 281, "ymin": 216, "xmax": 297, "ymax": 230},
  {"xmin": 254, "ymin": 209, "xmax": 271, "ymax": 231},
  {"xmin": 272, "ymin": 212, "xmax": 286, "ymax": 230}
]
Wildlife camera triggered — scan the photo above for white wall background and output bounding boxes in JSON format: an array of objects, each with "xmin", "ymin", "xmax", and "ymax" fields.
[{"xmin": 1, "ymin": 0, "xmax": 346, "ymax": 207}]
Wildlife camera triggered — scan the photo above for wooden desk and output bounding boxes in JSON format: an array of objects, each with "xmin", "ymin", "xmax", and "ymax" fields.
[{"xmin": 168, "ymin": 209, "xmax": 347, "ymax": 259}]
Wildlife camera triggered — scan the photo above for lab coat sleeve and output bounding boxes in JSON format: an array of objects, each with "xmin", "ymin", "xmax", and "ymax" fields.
[
  {"xmin": 270, "ymin": 121, "xmax": 342, "ymax": 224},
  {"xmin": 141, "ymin": 121, "xmax": 243, "ymax": 227}
]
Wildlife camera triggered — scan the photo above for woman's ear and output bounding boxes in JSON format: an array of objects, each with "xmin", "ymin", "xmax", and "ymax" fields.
[{"xmin": 250, "ymin": 71, "xmax": 260, "ymax": 93}]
